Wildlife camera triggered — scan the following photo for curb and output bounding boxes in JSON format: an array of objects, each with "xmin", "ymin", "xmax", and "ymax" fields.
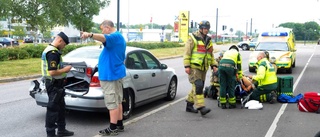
[{"xmin": 0, "ymin": 74, "xmax": 41, "ymax": 83}]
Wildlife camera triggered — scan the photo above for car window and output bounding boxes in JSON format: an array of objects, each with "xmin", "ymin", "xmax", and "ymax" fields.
[
  {"xmin": 140, "ymin": 51, "xmax": 160, "ymax": 69},
  {"xmin": 0, "ymin": 38, "xmax": 3, "ymax": 42},
  {"xmin": 255, "ymin": 42, "xmax": 289, "ymax": 51},
  {"xmin": 126, "ymin": 53, "xmax": 143, "ymax": 69}
]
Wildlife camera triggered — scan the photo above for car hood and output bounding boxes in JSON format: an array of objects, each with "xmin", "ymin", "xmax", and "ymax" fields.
[{"xmin": 249, "ymin": 51, "xmax": 292, "ymax": 62}]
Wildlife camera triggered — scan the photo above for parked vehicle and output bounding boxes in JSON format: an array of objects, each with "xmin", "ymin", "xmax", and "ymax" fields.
[
  {"xmin": 0, "ymin": 37, "xmax": 19, "ymax": 47},
  {"xmin": 24, "ymin": 37, "xmax": 34, "ymax": 43},
  {"xmin": 29, "ymin": 45, "xmax": 178, "ymax": 119},
  {"xmin": 237, "ymin": 38, "xmax": 258, "ymax": 50}
]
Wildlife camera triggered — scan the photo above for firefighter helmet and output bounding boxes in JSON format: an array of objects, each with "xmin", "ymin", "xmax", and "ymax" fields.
[{"xmin": 199, "ymin": 20, "xmax": 210, "ymax": 29}]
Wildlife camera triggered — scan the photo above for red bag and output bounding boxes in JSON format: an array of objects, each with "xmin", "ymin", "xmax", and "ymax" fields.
[{"xmin": 298, "ymin": 92, "xmax": 320, "ymax": 113}]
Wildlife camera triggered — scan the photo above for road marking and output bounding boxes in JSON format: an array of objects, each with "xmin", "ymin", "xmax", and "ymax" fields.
[
  {"xmin": 93, "ymin": 97, "xmax": 185, "ymax": 137},
  {"xmin": 265, "ymin": 46, "xmax": 315, "ymax": 137}
]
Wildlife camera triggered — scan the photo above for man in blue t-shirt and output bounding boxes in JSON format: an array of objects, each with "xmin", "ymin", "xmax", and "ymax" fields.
[{"xmin": 81, "ymin": 20, "xmax": 126, "ymax": 136}]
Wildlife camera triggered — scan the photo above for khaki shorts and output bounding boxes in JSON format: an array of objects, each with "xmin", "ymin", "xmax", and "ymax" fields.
[{"xmin": 100, "ymin": 79, "xmax": 123, "ymax": 110}]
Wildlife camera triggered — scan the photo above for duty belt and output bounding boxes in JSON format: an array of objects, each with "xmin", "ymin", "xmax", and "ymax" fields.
[{"xmin": 220, "ymin": 63, "xmax": 235, "ymax": 68}]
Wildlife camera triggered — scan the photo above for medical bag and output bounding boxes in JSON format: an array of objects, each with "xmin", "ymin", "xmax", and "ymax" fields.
[{"xmin": 298, "ymin": 92, "xmax": 320, "ymax": 113}]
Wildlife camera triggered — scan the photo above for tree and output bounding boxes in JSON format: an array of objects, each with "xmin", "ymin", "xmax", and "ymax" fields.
[
  {"xmin": 12, "ymin": 25, "xmax": 26, "ymax": 39},
  {"xmin": 62, "ymin": 0, "xmax": 109, "ymax": 32}
]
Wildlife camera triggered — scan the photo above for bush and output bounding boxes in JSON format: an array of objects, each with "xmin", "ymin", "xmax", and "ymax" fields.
[
  {"xmin": 0, "ymin": 48, "xmax": 9, "ymax": 61},
  {"xmin": 0, "ymin": 42, "xmax": 183, "ymax": 62}
]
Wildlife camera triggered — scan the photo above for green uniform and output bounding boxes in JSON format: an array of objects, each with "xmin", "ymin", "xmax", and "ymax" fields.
[
  {"xmin": 183, "ymin": 31, "xmax": 217, "ymax": 109},
  {"xmin": 218, "ymin": 49, "xmax": 242, "ymax": 105},
  {"xmin": 250, "ymin": 58, "xmax": 278, "ymax": 102}
]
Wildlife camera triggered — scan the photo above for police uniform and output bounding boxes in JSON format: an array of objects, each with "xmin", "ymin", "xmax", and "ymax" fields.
[
  {"xmin": 41, "ymin": 32, "xmax": 73, "ymax": 137},
  {"xmin": 183, "ymin": 20, "xmax": 217, "ymax": 115},
  {"xmin": 250, "ymin": 58, "xmax": 278, "ymax": 103},
  {"xmin": 218, "ymin": 45, "xmax": 243, "ymax": 109}
]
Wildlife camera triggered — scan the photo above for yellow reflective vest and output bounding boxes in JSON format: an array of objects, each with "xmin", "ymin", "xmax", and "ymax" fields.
[
  {"xmin": 183, "ymin": 32, "xmax": 216, "ymax": 71},
  {"xmin": 41, "ymin": 45, "xmax": 66, "ymax": 80},
  {"xmin": 253, "ymin": 58, "xmax": 277, "ymax": 86},
  {"xmin": 221, "ymin": 49, "xmax": 243, "ymax": 78}
]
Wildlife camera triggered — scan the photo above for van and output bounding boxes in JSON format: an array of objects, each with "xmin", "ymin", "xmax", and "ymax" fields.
[{"xmin": 248, "ymin": 27, "xmax": 296, "ymax": 73}]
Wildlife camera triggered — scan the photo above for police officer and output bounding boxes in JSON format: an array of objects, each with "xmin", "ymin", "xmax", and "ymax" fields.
[
  {"xmin": 41, "ymin": 32, "xmax": 74, "ymax": 137},
  {"xmin": 183, "ymin": 20, "xmax": 217, "ymax": 115},
  {"xmin": 218, "ymin": 45, "xmax": 243, "ymax": 109},
  {"xmin": 248, "ymin": 51, "xmax": 278, "ymax": 103}
]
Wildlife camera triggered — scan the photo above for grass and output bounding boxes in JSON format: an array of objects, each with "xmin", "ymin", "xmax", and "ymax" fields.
[{"xmin": 0, "ymin": 47, "xmax": 185, "ymax": 79}]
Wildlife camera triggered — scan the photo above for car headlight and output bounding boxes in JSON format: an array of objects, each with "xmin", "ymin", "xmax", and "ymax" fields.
[{"xmin": 279, "ymin": 57, "xmax": 290, "ymax": 62}]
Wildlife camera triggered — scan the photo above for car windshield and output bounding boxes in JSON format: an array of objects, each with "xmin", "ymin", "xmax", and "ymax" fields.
[
  {"xmin": 64, "ymin": 48, "xmax": 101, "ymax": 59},
  {"xmin": 255, "ymin": 42, "xmax": 289, "ymax": 51}
]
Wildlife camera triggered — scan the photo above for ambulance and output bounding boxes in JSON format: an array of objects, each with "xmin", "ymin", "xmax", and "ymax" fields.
[{"xmin": 248, "ymin": 27, "xmax": 296, "ymax": 74}]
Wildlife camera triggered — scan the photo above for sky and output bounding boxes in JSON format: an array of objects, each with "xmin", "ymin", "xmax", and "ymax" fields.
[{"xmin": 93, "ymin": 0, "xmax": 320, "ymax": 34}]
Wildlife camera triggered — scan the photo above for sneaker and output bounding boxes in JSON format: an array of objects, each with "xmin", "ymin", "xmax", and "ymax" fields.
[
  {"xmin": 117, "ymin": 126, "xmax": 124, "ymax": 132},
  {"xmin": 57, "ymin": 129, "xmax": 74, "ymax": 136},
  {"xmin": 269, "ymin": 91, "xmax": 277, "ymax": 104},
  {"xmin": 99, "ymin": 127, "xmax": 118, "ymax": 136}
]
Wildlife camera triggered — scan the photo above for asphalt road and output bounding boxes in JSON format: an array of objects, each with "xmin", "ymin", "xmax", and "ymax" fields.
[{"xmin": 0, "ymin": 44, "xmax": 319, "ymax": 137}]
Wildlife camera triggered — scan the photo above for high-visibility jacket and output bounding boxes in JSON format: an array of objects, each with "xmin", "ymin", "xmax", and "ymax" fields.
[
  {"xmin": 220, "ymin": 49, "xmax": 243, "ymax": 78},
  {"xmin": 253, "ymin": 58, "xmax": 277, "ymax": 86},
  {"xmin": 41, "ymin": 45, "xmax": 66, "ymax": 80},
  {"xmin": 183, "ymin": 32, "xmax": 216, "ymax": 71}
]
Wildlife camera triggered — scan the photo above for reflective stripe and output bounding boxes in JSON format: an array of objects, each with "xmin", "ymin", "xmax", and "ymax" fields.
[
  {"xmin": 41, "ymin": 46, "xmax": 66, "ymax": 80},
  {"xmin": 189, "ymin": 34, "xmax": 213, "ymax": 71}
]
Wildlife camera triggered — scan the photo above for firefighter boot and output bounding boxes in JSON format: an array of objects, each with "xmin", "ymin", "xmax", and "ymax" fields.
[
  {"xmin": 198, "ymin": 107, "xmax": 211, "ymax": 115},
  {"xmin": 186, "ymin": 102, "xmax": 198, "ymax": 113}
]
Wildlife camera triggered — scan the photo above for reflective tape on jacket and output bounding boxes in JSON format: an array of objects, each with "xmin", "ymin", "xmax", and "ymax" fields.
[
  {"xmin": 41, "ymin": 46, "xmax": 66, "ymax": 80},
  {"xmin": 189, "ymin": 34, "xmax": 213, "ymax": 71}
]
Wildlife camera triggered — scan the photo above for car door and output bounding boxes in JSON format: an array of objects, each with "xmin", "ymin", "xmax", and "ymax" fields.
[
  {"xmin": 126, "ymin": 52, "xmax": 151, "ymax": 103},
  {"xmin": 138, "ymin": 51, "xmax": 167, "ymax": 98}
]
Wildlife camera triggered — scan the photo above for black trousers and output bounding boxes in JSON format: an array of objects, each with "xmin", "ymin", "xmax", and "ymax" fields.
[{"xmin": 45, "ymin": 79, "xmax": 66, "ymax": 135}]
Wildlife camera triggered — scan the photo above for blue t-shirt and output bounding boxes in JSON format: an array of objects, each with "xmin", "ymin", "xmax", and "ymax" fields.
[{"xmin": 98, "ymin": 31, "xmax": 126, "ymax": 81}]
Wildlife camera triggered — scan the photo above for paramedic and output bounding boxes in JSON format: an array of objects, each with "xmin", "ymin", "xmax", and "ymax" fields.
[
  {"xmin": 248, "ymin": 51, "xmax": 278, "ymax": 103},
  {"xmin": 183, "ymin": 20, "xmax": 217, "ymax": 115},
  {"xmin": 218, "ymin": 45, "xmax": 243, "ymax": 109}
]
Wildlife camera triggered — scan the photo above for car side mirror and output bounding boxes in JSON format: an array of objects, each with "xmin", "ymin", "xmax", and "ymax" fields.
[{"xmin": 160, "ymin": 64, "xmax": 168, "ymax": 69}]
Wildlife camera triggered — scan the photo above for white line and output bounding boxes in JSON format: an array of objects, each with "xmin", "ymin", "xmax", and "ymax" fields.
[
  {"xmin": 93, "ymin": 97, "xmax": 185, "ymax": 137},
  {"xmin": 265, "ymin": 48, "xmax": 315, "ymax": 137}
]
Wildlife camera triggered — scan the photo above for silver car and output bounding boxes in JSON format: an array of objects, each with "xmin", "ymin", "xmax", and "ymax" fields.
[{"xmin": 29, "ymin": 45, "xmax": 178, "ymax": 119}]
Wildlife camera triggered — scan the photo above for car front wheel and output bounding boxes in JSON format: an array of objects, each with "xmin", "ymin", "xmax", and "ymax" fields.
[
  {"xmin": 165, "ymin": 77, "xmax": 177, "ymax": 101},
  {"xmin": 242, "ymin": 45, "xmax": 249, "ymax": 50}
]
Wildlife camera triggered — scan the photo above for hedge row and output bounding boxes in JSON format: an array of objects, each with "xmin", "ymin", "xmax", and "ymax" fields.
[{"xmin": 0, "ymin": 42, "xmax": 183, "ymax": 61}]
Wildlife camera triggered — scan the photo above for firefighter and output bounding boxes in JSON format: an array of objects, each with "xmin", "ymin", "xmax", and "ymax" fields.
[
  {"xmin": 183, "ymin": 20, "xmax": 217, "ymax": 115},
  {"xmin": 248, "ymin": 51, "xmax": 278, "ymax": 103},
  {"xmin": 218, "ymin": 45, "xmax": 243, "ymax": 109},
  {"xmin": 207, "ymin": 51, "xmax": 225, "ymax": 99}
]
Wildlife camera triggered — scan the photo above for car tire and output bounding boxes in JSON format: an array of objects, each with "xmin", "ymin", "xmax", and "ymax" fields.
[
  {"xmin": 3, "ymin": 44, "xmax": 7, "ymax": 47},
  {"xmin": 292, "ymin": 60, "xmax": 296, "ymax": 68},
  {"xmin": 165, "ymin": 77, "xmax": 177, "ymax": 101},
  {"xmin": 242, "ymin": 45, "xmax": 249, "ymax": 50},
  {"xmin": 123, "ymin": 90, "xmax": 134, "ymax": 120}
]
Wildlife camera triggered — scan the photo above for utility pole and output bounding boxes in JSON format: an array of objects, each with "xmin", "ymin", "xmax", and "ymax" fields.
[
  {"xmin": 250, "ymin": 18, "xmax": 252, "ymax": 37},
  {"xmin": 215, "ymin": 8, "xmax": 218, "ymax": 43},
  {"xmin": 245, "ymin": 20, "xmax": 248, "ymax": 40}
]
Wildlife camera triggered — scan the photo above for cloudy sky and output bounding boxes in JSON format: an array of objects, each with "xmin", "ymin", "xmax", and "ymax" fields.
[{"xmin": 93, "ymin": 0, "xmax": 320, "ymax": 33}]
